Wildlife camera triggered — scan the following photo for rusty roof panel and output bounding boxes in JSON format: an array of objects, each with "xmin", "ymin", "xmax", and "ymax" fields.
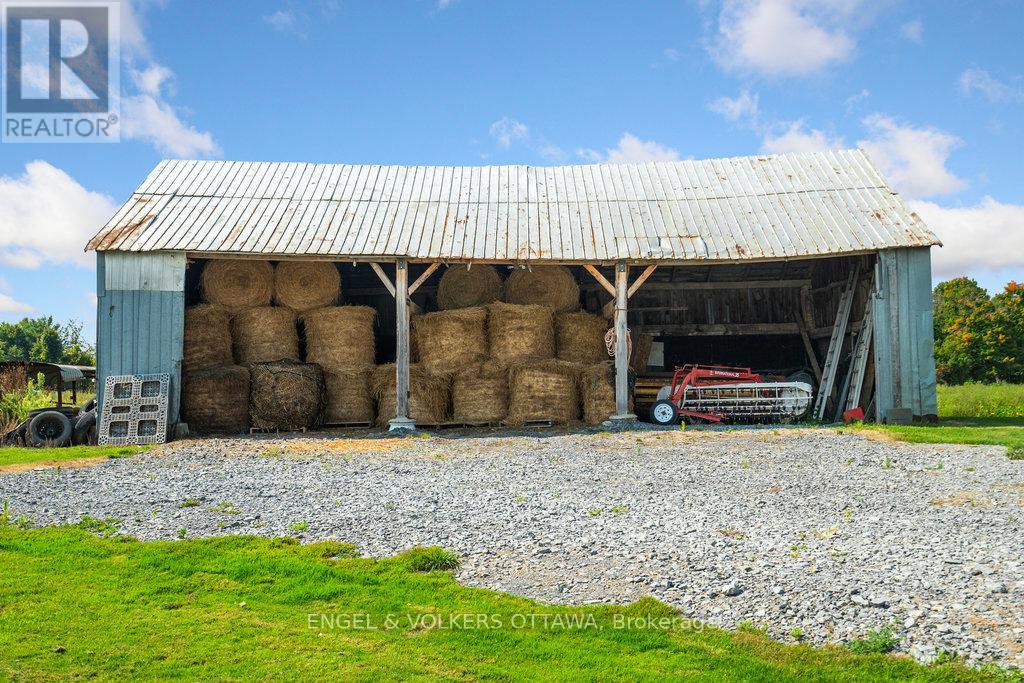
[{"xmin": 85, "ymin": 149, "xmax": 940, "ymax": 261}]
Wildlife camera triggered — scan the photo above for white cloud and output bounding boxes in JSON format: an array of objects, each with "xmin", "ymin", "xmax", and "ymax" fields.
[
  {"xmin": 912, "ymin": 197, "xmax": 1024, "ymax": 279},
  {"xmin": 0, "ymin": 293, "xmax": 33, "ymax": 314},
  {"xmin": 437, "ymin": 0, "xmax": 454, "ymax": 8},
  {"xmin": 710, "ymin": 0, "xmax": 859, "ymax": 76},
  {"xmin": 858, "ymin": 115, "xmax": 966, "ymax": 198},
  {"xmin": 580, "ymin": 133, "xmax": 681, "ymax": 164},
  {"xmin": 762, "ymin": 120, "xmax": 844, "ymax": 153},
  {"xmin": 844, "ymin": 88, "xmax": 870, "ymax": 111},
  {"xmin": 0, "ymin": 161, "xmax": 117, "ymax": 269},
  {"xmin": 538, "ymin": 143, "xmax": 567, "ymax": 161},
  {"xmin": 263, "ymin": 9, "xmax": 300, "ymax": 34},
  {"xmin": 489, "ymin": 117, "xmax": 529, "ymax": 149},
  {"xmin": 663, "ymin": 47, "xmax": 680, "ymax": 61},
  {"xmin": 900, "ymin": 19, "xmax": 923, "ymax": 44},
  {"xmin": 119, "ymin": 0, "xmax": 219, "ymax": 157},
  {"xmin": 708, "ymin": 90, "xmax": 760, "ymax": 123},
  {"xmin": 958, "ymin": 68, "xmax": 1023, "ymax": 104}
]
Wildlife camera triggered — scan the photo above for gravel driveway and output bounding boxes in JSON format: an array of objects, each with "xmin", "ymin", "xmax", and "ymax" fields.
[{"xmin": 2, "ymin": 427, "xmax": 1022, "ymax": 668}]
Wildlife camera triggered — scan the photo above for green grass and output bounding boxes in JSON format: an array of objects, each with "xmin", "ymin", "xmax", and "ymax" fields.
[
  {"xmin": 0, "ymin": 445, "xmax": 149, "ymax": 468},
  {"xmin": 856, "ymin": 384, "xmax": 1024, "ymax": 459},
  {"xmin": 0, "ymin": 526, "xmax": 994, "ymax": 681},
  {"xmin": 937, "ymin": 384, "xmax": 1024, "ymax": 420}
]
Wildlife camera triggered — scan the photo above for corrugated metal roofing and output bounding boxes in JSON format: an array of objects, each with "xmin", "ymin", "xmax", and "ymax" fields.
[{"xmin": 86, "ymin": 149, "xmax": 939, "ymax": 263}]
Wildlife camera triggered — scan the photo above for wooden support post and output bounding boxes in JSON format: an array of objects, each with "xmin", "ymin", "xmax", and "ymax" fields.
[
  {"xmin": 612, "ymin": 261, "xmax": 635, "ymax": 421},
  {"xmin": 369, "ymin": 262, "xmax": 396, "ymax": 297},
  {"xmin": 390, "ymin": 259, "xmax": 415, "ymax": 432},
  {"xmin": 408, "ymin": 262, "xmax": 440, "ymax": 295}
]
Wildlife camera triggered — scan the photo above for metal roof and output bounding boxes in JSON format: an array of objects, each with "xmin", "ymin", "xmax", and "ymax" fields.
[
  {"xmin": 0, "ymin": 361, "xmax": 95, "ymax": 386},
  {"xmin": 86, "ymin": 149, "xmax": 939, "ymax": 263}
]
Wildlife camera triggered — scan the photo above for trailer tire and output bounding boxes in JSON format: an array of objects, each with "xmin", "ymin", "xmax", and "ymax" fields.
[
  {"xmin": 83, "ymin": 398, "xmax": 97, "ymax": 413},
  {"xmin": 650, "ymin": 400, "xmax": 678, "ymax": 426},
  {"xmin": 27, "ymin": 410, "xmax": 73, "ymax": 447},
  {"xmin": 72, "ymin": 409, "xmax": 96, "ymax": 445}
]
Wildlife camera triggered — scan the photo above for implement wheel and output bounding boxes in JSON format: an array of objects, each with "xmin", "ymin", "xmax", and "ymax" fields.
[
  {"xmin": 650, "ymin": 400, "xmax": 678, "ymax": 426},
  {"xmin": 27, "ymin": 410, "xmax": 73, "ymax": 447}
]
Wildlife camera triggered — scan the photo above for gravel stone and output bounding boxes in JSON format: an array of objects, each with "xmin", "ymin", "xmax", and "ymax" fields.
[{"xmin": 2, "ymin": 427, "xmax": 1022, "ymax": 669}]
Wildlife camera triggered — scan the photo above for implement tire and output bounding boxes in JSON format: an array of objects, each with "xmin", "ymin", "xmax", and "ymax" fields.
[{"xmin": 27, "ymin": 410, "xmax": 72, "ymax": 447}]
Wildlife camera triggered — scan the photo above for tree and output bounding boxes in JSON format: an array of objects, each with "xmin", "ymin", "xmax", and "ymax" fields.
[
  {"xmin": 0, "ymin": 317, "xmax": 95, "ymax": 366},
  {"xmin": 932, "ymin": 278, "xmax": 1024, "ymax": 384}
]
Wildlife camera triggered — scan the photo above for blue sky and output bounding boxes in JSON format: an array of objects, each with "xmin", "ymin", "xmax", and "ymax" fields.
[{"xmin": 1, "ymin": 0, "xmax": 1022, "ymax": 343}]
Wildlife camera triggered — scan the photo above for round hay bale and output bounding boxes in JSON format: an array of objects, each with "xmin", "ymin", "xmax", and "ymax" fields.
[
  {"xmin": 232, "ymin": 307, "xmax": 298, "ymax": 365},
  {"xmin": 302, "ymin": 306, "xmax": 376, "ymax": 368},
  {"xmin": 555, "ymin": 311, "xmax": 610, "ymax": 365},
  {"xmin": 322, "ymin": 367, "xmax": 374, "ymax": 424},
  {"xmin": 182, "ymin": 304, "xmax": 233, "ymax": 373},
  {"xmin": 200, "ymin": 259, "xmax": 273, "ymax": 309},
  {"xmin": 274, "ymin": 260, "xmax": 341, "ymax": 312},
  {"xmin": 505, "ymin": 359, "xmax": 580, "ymax": 426},
  {"xmin": 437, "ymin": 265, "xmax": 503, "ymax": 310},
  {"xmin": 579, "ymin": 361, "xmax": 634, "ymax": 425},
  {"xmin": 486, "ymin": 302, "xmax": 555, "ymax": 365},
  {"xmin": 249, "ymin": 360, "xmax": 324, "ymax": 430},
  {"xmin": 412, "ymin": 307, "xmax": 488, "ymax": 373},
  {"xmin": 451, "ymin": 361, "xmax": 508, "ymax": 424},
  {"xmin": 371, "ymin": 364, "xmax": 449, "ymax": 426},
  {"xmin": 504, "ymin": 266, "xmax": 579, "ymax": 312},
  {"xmin": 181, "ymin": 365, "xmax": 250, "ymax": 433}
]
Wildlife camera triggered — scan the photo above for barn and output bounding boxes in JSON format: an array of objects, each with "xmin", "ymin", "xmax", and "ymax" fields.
[{"xmin": 85, "ymin": 149, "xmax": 940, "ymax": 435}]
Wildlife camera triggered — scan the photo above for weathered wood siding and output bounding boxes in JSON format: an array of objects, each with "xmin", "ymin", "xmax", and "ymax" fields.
[{"xmin": 96, "ymin": 252, "xmax": 186, "ymax": 428}]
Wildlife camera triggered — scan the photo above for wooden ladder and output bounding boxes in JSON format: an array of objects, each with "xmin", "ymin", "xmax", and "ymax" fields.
[{"xmin": 813, "ymin": 269, "xmax": 858, "ymax": 420}]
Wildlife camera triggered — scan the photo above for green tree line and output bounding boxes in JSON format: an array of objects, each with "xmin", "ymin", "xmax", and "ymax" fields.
[
  {"xmin": 933, "ymin": 278, "xmax": 1023, "ymax": 384},
  {"xmin": 0, "ymin": 317, "xmax": 95, "ymax": 366}
]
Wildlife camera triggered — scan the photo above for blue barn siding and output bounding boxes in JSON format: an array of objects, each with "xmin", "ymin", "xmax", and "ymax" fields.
[
  {"xmin": 96, "ymin": 252, "xmax": 186, "ymax": 430},
  {"xmin": 872, "ymin": 247, "xmax": 938, "ymax": 420}
]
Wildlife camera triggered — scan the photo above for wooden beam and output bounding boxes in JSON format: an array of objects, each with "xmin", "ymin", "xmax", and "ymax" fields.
[
  {"xmin": 633, "ymin": 323, "xmax": 802, "ymax": 336},
  {"xmin": 627, "ymin": 265, "xmax": 657, "ymax": 298},
  {"xmin": 584, "ymin": 264, "xmax": 616, "ymax": 296},
  {"xmin": 369, "ymin": 262, "xmax": 395, "ymax": 298},
  {"xmin": 613, "ymin": 261, "xmax": 633, "ymax": 419},
  {"xmin": 389, "ymin": 260, "xmax": 414, "ymax": 431},
  {"xmin": 408, "ymin": 262, "xmax": 440, "ymax": 295},
  {"xmin": 581, "ymin": 279, "xmax": 811, "ymax": 292},
  {"xmin": 796, "ymin": 313, "xmax": 823, "ymax": 383}
]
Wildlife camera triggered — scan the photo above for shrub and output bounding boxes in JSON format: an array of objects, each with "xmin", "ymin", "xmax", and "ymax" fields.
[
  {"xmin": 0, "ymin": 367, "xmax": 51, "ymax": 433},
  {"xmin": 396, "ymin": 546, "xmax": 460, "ymax": 572},
  {"xmin": 846, "ymin": 627, "xmax": 898, "ymax": 655}
]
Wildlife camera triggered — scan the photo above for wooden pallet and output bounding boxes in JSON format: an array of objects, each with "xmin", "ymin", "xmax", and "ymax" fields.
[
  {"xmin": 322, "ymin": 421, "xmax": 373, "ymax": 429},
  {"xmin": 521, "ymin": 419, "xmax": 558, "ymax": 428},
  {"xmin": 249, "ymin": 426, "xmax": 307, "ymax": 435}
]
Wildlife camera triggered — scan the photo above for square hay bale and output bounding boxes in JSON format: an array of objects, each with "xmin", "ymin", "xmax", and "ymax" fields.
[
  {"xmin": 181, "ymin": 365, "xmax": 250, "ymax": 433},
  {"xmin": 505, "ymin": 359, "xmax": 580, "ymax": 426},
  {"xmin": 371, "ymin": 364, "xmax": 450, "ymax": 426},
  {"xmin": 554, "ymin": 311, "xmax": 610, "ymax": 365},
  {"xmin": 451, "ymin": 361, "xmax": 508, "ymax": 424},
  {"xmin": 486, "ymin": 302, "xmax": 554, "ymax": 365},
  {"xmin": 183, "ymin": 304, "xmax": 233, "ymax": 373}
]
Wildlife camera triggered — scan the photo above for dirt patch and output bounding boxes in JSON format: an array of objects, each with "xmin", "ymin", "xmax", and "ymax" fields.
[
  {"xmin": 928, "ymin": 491, "xmax": 990, "ymax": 507},
  {"xmin": 0, "ymin": 457, "xmax": 109, "ymax": 475}
]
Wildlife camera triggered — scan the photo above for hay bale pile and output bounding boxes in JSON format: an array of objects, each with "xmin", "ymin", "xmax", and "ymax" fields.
[
  {"xmin": 554, "ymin": 311, "xmax": 610, "ymax": 365},
  {"xmin": 505, "ymin": 359, "xmax": 580, "ymax": 425},
  {"xmin": 486, "ymin": 302, "xmax": 554, "ymax": 365},
  {"xmin": 579, "ymin": 361, "xmax": 632, "ymax": 425},
  {"xmin": 274, "ymin": 261, "xmax": 341, "ymax": 311},
  {"xmin": 232, "ymin": 306, "xmax": 299, "ymax": 364},
  {"xmin": 413, "ymin": 307, "xmax": 488, "ymax": 373},
  {"xmin": 201, "ymin": 260, "xmax": 274, "ymax": 309},
  {"xmin": 303, "ymin": 306, "xmax": 376, "ymax": 368},
  {"xmin": 437, "ymin": 265, "xmax": 503, "ymax": 310},
  {"xmin": 182, "ymin": 304, "xmax": 233, "ymax": 373},
  {"xmin": 371, "ymin": 364, "xmax": 449, "ymax": 426},
  {"xmin": 181, "ymin": 365, "xmax": 250, "ymax": 432},
  {"xmin": 451, "ymin": 361, "xmax": 508, "ymax": 424},
  {"xmin": 249, "ymin": 360, "xmax": 325, "ymax": 430},
  {"xmin": 504, "ymin": 266, "xmax": 579, "ymax": 312},
  {"xmin": 322, "ymin": 367, "xmax": 374, "ymax": 424}
]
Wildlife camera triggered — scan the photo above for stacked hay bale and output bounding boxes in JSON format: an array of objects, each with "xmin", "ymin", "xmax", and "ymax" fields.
[
  {"xmin": 201, "ymin": 260, "xmax": 273, "ymax": 310},
  {"xmin": 274, "ymin": 261, "xmax": 341, "ymax": 311},
  {"xmin": 504, "ymin": 266, "xmax": 579, "ymax": 312},
  {"xmin": 182, "ymin": 304, "xmax": 233, "ymax": 373},
  {"xmin": 413, "ymin": 307, "xmax": 488, "ymax": 373},
  {"xmin": 451, "ymin": 361, "xmax": 508, "ymax": 424},
  {"xmin": 554, "ymin": 311, "xmax": 610, "ymax": 365},
  {"xmin": 181, "ymin": 365, "xmax": 251, "ymax": 432},
  {"xmin": 437, "ymin": 265, "xmax": 503, "ymax": 310},
  {"xmin": 302, "ymin": 305, "xmax": 376, "ymax": 424},
  {"xmin": 579, "ymin": 361, "xmax": 633, "ymax": 425},
  {"xmin": 486, "ymin": 302, "xmax": 554, "ymax": 365},
  {"xmin": 505, "ymin": 359, "xmax": 580, "ymax": 425},
  {"xmin": 371, "ymin": 364, "xmax": 449, "ymax": 426},
  {"xmin": 249, "ymin": 360, "xmax": 325, "ymax": 430},
  {"xmin": 232, "ymin": 306, "xmax": 299, "ymax": 364}
]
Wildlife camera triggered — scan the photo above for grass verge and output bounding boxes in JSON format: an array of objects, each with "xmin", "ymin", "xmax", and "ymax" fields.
[
  {"xmin": 855, "ymin": 420, "xmax": 1024, "ymax": 460},
  {"xmin": 0, "ymin": 526, "xmax": 997, "ymax": 680},
  {"xmin": 0, "ymin": 445, "xmax": 148, "ymax": 470}
]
